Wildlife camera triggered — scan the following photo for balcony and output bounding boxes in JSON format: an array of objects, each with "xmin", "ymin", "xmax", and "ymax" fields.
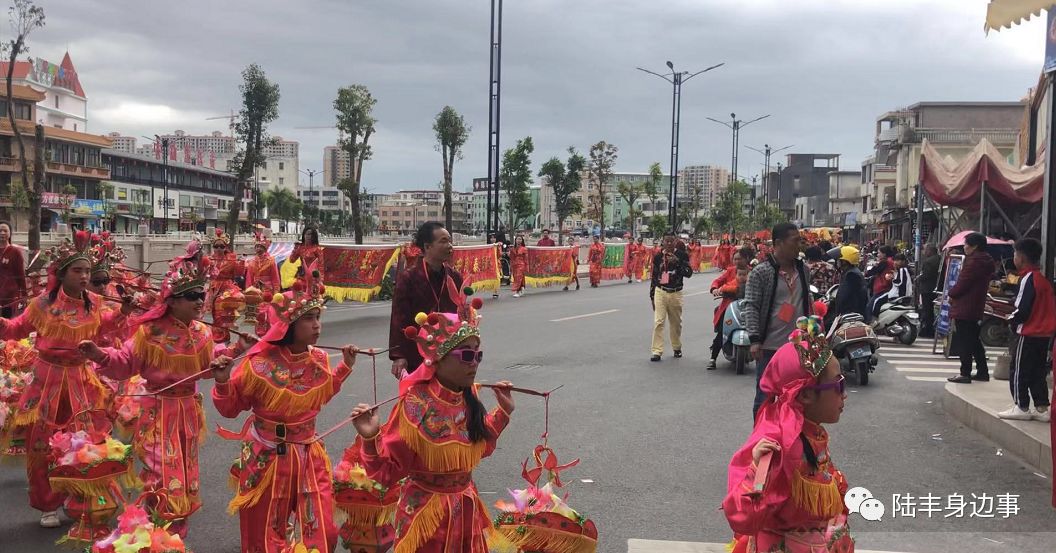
[
  {"xmin": 0, "ymin": 157, "xmax": 20, "ymax": 172},
  {"xmin": 47, "ymin": 161, "xmax": 109, "ymax": 179},
  {"xmin": 910, "ymin": 128, "xmax": 1019, "ymax": 145}
]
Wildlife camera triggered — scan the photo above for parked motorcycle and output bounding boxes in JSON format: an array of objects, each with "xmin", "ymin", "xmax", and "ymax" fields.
[
  {"xmin": 823, "ymin": 285, "xmax": 881, "ymax": 386},
  {"xmin": 871, "ymin": 296, "xmax": 920, "ymax": 345},
  {"xmin": 720, "ymin": 299, "xmax": 751, "ymax": 375},
  {"xmin": 981, "ymin": 294, "xmax": 1014, "ymax": 348}
]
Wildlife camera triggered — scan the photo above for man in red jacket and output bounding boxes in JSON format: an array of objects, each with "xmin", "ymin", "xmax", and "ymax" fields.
[
  {"xmin": 998, "ymin": 238, "xmax": 1054, "ymax": 421},
  {"xmin": 947, "ymin": 232, "xmax": 996, "ymax": 384}
]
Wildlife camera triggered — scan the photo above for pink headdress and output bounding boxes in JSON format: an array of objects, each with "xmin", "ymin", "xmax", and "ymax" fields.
[
  {"xmin": 726, "ymin": 317, "xmax": 833, "ymax": 518},
  {"xmin": 170, "ymin": 235, "xmax": 204, "ymax": 271},
  {"xmin": 398, "ymin": 288, "xmax": 483, "ymax": 395},
  {"xmin": 134, "ymin": 265, "xmax": 207, "ymax": 326},
  {"xmin": 246, "ymin": 290, "xmax": 328, "ymax": 357},
  {"xmin": 43, "ymin": 230, "xmax": 98, "ymax": 292}
]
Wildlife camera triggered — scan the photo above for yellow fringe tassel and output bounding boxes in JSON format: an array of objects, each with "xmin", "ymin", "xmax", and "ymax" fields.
[
  {"xmin": 280, "ymin": 257, "xmax": 301, "ymax": 289},
  {"xmin": 227, "ymin": 458, "xmax": 278, "ymax": 515},
  {"xmin": 465, "ymin": 277, "xmax": 500, "ymax": 293},
  {"xmin": 496, "ymin": 525, "xmax": 597, "ymax": 553},
  {"xmin": 525, "ymin": 275, "xmax": 573, "ymax": 289},
  {"xmin": 324, "ymin": 285, "xmax": 384, "ymax": 304},
  {"xmin": 26, "ymin": 299, "xmax": 101, "ymax": 344},
  {"xmin": 397, "ymin": 406, "xmax": 485, "ymax": 473},
  {"xmin": 9, "ymin": 406, "xmax": 38, "ymax": 429},
  {"xmin": 49, "ymin": 474, "xmax": 121, "ymax": 498},
  {"xmin": 131, "ymin": 329, "xmax": 213, "ymax": 378},
  {"xmin": 236, "ymin": 358, "xmax": 334, "ymax": 414},
  {"xmin": 790, "ymin": 470, "xmax": 842, "ymax": 519},
  {"xmin": 393, "ymin": 494, "xmax": 445, "ymax": 553},
  {"xmin": 227, "ymin": 472, "xmax": 239, "ymax": 493},
  {"xmin": 336, "ymin": 501, "xmax": 396, "ymax": 527}
]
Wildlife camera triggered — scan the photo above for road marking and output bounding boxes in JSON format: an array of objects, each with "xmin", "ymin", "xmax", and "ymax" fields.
[
  {"xmin": 894, "ymin": 367, "xmax": 960, "ymax": 373},
  {"xmin": 905, "ymin": 376, "xmax": 951, "ymax": 382},
  {"xmin": 550, "ymin": 309, "xmax": 620, "ymax": 322},
  {"xmin": 883, "ymin": 359, "xmax": 960, "ymax": 366}
]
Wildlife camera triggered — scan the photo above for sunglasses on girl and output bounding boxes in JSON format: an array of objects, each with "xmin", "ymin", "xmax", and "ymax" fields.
[
  {"xmin": 449, "ymin": 347, "xmax": 483, "ymax": 364},
  {"xmin": 808, "ymin": 374, "xmax": 845, "ymax": 394},
  {"xmin": 174, "ymin": 291, "xmax": 207, "ymax": 302}
]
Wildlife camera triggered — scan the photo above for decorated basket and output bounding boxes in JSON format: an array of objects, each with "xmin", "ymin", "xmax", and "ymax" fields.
[
  {"xmin": 48, "ymin": 431, "xmax": 136, "ymax": 544},
  {"xmin": 333, "ymin": 441, "xmax": 399, "ymax": 553},
  {"xmin": 215, "ymin": 288, "xmax": 246, "ymax": 315},
  {"xmin": 90, "ymin": 502, "xmax": 190, "ymax": 553}
]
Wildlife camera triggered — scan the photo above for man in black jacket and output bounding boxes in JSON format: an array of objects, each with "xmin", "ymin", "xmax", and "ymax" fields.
[
  {"xmin": 826, "ymin": 245, "xmax": 868, "ymax": 329},
  {"xmin": 649, "ymin": 232, "xmax": 693, "ymax": 362}
]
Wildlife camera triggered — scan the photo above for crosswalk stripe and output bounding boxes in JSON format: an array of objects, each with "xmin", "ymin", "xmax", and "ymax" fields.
[
  {"xmin": 905, "ymin": 376, "xmax": 951, "ymax": 382},
  {"xmin": 884, "ymin": 360, "xmax": 960, "ymax": 366},
  {"xmin": 894, "ymin": 367, "xmax": 960, "ymax": 373}
]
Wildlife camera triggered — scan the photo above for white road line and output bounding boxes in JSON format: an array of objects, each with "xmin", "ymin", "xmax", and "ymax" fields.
[
  {"xmin": 894, "ymin": 367, "xmax": 960, "ymax": 373},
  {"xmin": 884, "ymin": 360, "xmax": 960, "ymax": 366},
  {"xmin": 550, "ymin": 309, "xmax": 620, "ymax": 322},
  {"xmin": 905, "ymin": 376, "xmax": 952, "ymax": 382}
]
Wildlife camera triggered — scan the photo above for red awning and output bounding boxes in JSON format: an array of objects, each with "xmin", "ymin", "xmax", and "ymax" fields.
[{"xmin": 919, "ymin": 138, "xmax": 1042, "ymax": 210}]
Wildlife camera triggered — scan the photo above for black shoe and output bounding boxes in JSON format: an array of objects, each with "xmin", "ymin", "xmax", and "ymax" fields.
[
  {"xmin": 706, "ymin": 359, "xmax": 717, "ymax": 370},
  {"xmin": 972, "ymin": 374, "xmax": 990, "ymax": 382},
  {"xmin": 673, "ymin": 350, "xmax": 683, "ymax": 358},
  {"xmin": 563, "ymin": 286, "xmax": 569, "ymax": 291},
  {"xmin": 948, "ymin": 375, "xmax": 972, "ymax": 384},
  {"xmin": 650, "ymin": 354, "xmax": 661, "ymax": 362}
]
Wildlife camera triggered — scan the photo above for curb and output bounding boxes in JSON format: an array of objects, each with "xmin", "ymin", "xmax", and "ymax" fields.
[{"xmin": 942, "ymin": 380, "xmax": 1052, "ymax": 476}]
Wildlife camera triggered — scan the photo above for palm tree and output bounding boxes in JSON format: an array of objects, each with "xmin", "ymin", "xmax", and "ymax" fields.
[{"xmin": 264, "ymin": 188, "xmax": 302, "ymax": 233}]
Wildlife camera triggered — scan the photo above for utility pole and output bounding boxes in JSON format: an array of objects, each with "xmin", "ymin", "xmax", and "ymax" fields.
[
  {"xmin": 637, "ymin": 61, "xmax": 724, "ymax": 232},
  {"xmin": 747, "ymin": 143, "xmax": 793, "ymax": 204},
  {"xmin": 706, "ymin": 113, "xmax": 771, "ymax": 197},
  {"xmin": 486, "ymin": 0, "xmax": 503, "ymax": 237}
]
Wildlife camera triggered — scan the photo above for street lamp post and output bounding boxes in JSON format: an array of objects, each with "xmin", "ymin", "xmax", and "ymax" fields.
[
  {"xmin": 299, "ymin": 168, "xmax": 318, "ymax": 224},
  {"xmin": 747, "ymin": 143, "xmax": 793, "ymax": 204},
  {"xmin": 485, "ymin": 0, "xmax": 503, "ymax": 238},
  {"xmin": 706, "ymin": 113, "xmax": 771, "ymax": 204},
  {"xmin": 637, "ymin": 61, "xmax": 723, "ymax": 232}
]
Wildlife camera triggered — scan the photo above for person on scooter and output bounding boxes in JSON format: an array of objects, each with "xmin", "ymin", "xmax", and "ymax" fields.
[
  {"xmin": 864, "ymin": 245, "xmax": 895, "ymax": 322},
  {"xmin": 708, "ymin": 247, "xmax": 753, "ymax": 370},
  {"xmin": 825, "ymin": 245, "xmax": 868, "ymax": 329},
  {"xmin": 868, "ymin": 253, "xmax": 913, "ymax": 320}
]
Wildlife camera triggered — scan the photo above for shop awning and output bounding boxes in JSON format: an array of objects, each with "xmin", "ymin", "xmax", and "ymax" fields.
[
  {"xmin": 984, "ymin": 0, "xmax": 1055, "ymax": 32},
  {"xmin": 918, "ymin": 138, "xmax": 1042, "ymax": 210}
]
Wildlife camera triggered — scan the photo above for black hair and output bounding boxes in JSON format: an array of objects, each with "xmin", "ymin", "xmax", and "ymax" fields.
[
  {"xmin": 1015, "ymin": 237, "xmax": 1043, "ymax": 265},
  {"xmin": 272, "ymin": 324, "xmax": 297, "ymax": 346},
  {"xmin": 49, "ymin": 263, "xmax": 93, "ymax": 313},
  {"xmin": 514, "ymin": 235, "xmax": 526, "ymax": 247},
  {"xmin": 799, "ymin": 432, "xmax": 819, "ymax": 472},
  {"xmin": 805, "ymin": 246, "xmax": 826, "ymax": 262},
  {"xmin": 772, "ymin": 222, "xmax": 799, "ymax": 243},
  {"xmin": 892, "ymin": 253, "xmax": 907, "ymax": 262},
  {"xmin": 301, "ymin": 227, "xmax": 319, "ymax": 246},
  {"xmin": 463, "ymin": 388, "xmax": 489, "ymax": 442},
  {"xmin": 736, "ymin": 246, "xmax": 755, "ymax": 260},
  {"xmin": 965, "ymin": 232, "xmax": 987, "ymax": 249},
  {"xmin": 880, "ymin": 245, "xmax": 896, "ymax": 257},
  {"xmin": 662, "ymin": 231, "xmax": 675, "ymax": 238},
  {"xmin": 415, "ymin": 221, "xmax": 446, "ymax": 250}
]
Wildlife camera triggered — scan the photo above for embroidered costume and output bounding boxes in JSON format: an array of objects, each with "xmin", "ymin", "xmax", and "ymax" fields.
[
  {"xmin": 94, "ymin": 266, "xmax": 228, "ymax": 533},
  {"xmin": 206, "ymin": 229, "xmax": 245, "ymax": 344},
  {"xmin": 213, "ymin": 291, "xmax": 352, "ymax": 553},
  {"xmin": 587, "ymin": 241, "xmax": 604, "ymax": 288},
  {"xmin": 0, "ymin": 232, "xmax": 126, "ymax": 513},
  {"xmin": 723, "ymin": 318, "xmax": 854, "ymax": 553},
  {"xmin": 360, "ymin": 298, "xmax": 511, "ymax": 553},
  {"xmin": 245, "ymin": 231, "xmax": 281, "ymax": 337},
  {"xmin": 509, "ymin": 244, "xmax": 527, "ymax": 294}
]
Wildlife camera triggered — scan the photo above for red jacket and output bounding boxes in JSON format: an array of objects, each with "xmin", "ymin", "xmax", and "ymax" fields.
[
  {"xmin": 710, "ymin": 266, "xmax": 743, "ymax": 327},
  {"xmin": 948, "ymin": 250, "xmax": 994, "ymax": 321},
  {"xmin": 0, "ymin": 245, "xmax": 26, "ymax": 305},
  {"xmin": 1010, "ymin": 267, "xmax": 1056, "ymax": 338}
]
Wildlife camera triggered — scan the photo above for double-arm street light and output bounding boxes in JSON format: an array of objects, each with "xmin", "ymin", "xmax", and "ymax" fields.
[
  {"xmin": 705, "ymin": 113, "xmax": 771, "ymax": 197},
  {"xmin": 746, "ymin": 143, "xmax": 793, "ymax": 204},
  {"xmin": 638, "ymin": 60, "xmax": 724, "ymax": 232}
]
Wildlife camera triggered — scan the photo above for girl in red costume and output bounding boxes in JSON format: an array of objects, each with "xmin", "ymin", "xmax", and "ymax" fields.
[
  {"xmin": 723, "ymin": 316, "xmax": 854, "ymax": 553},
  {"xmin": 206, "ymin": 229, "xmax": 245, "ymax": 344},
  {"xmin": 509, "ymin": 235, "xmax": 528, "ymax": 298}
]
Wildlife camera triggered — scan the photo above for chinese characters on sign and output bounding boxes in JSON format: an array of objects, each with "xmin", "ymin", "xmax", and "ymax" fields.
[{"xmin": 891, "ymin": 493, "xmax": 1019, "ymax": 519}]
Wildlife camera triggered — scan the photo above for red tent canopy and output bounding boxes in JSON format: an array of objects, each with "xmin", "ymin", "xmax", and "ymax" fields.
[{"xmin": 918, "ymin": 138, "xmax": 1042, "ymax": 210}]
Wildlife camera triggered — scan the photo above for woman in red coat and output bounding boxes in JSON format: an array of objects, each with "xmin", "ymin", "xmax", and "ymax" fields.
[
  {"xmin": 509, "ymin": 235, "xmax": 528, "ymax": 297},
  {"xmin": 708, "ymin": 247, "xmax": 751, "ymax": 370},
  {"xmin": 0, "ymin": 222, "xmax": 25, "ymax": 318}
]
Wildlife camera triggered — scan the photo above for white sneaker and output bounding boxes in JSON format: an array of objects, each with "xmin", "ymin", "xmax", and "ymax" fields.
[
  {"xmin": 1032, "ymin": 408, "xmax": 1051, "ymax": 422},
  {"xmin": 997, "ymin": 406, "xmax": 1033, "ymax": 420},
  {"xmin": 39, "ymin": 510, "xmax": 60, "ymax": 528},
  {"xmin": 512, "ymin": 292, "xmax": 521, "ymax": 298}
]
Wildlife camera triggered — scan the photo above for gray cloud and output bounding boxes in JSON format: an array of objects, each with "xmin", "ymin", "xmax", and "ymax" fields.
[{"xmin": 23, "ymin": 0, "xmax": 1044, "ymax": 192}]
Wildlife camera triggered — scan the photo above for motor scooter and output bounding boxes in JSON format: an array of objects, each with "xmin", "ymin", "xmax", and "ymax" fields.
[
  {"xmin": 824, "ymin": 285, "xmax": 881, "ymax": 386},
  {"xmin": 720, "ymin": 299, "xmax": 751, "ymax": 375}
]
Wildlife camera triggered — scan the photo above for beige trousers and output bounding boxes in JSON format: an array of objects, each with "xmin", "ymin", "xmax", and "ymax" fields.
[{"xmin": 652, "ymin": 288, "xmax": 683, "ymax": 355}]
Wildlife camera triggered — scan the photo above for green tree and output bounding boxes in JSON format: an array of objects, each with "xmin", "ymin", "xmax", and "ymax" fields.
[
  {"xmin": 752, "ymin": 202, "xmax": 788, "ymax": 231},
  {"xmin": 643, "ymin": 162, "xmax": 663, "ymax": 225},
  {"xmin": 649, "ymin": 214, "xmax": 668, "ymax": 235},
  {"xmin": 500, "ymin": 136, "xmax": 534, "ymax": 232},
  {"xmin": 586, "ymin": 141, "xmax": 618, "ymax": 233},
  {"xmin": 264, "ymin": 187, "xmax": 302, "ymax": 231},
  {"xmin": 538, "ymin": 147, "xmax": 585, "ymax": 242},
  {"xmin": 713, "ymin": 180, "xmax": 752, "ymax": 235},
  {"xmin": 616, "ymin": 179, "xmax": 643, "ymax": 238},
  {"xmin": 228, "ymin": 64, "xmax": 280, "ymax": 233},
  {"xmin": 4, "ymin": 0, "xmax": 43, "ymax": 249},
  {"xmin": 433, "ymin": 106, "xmax": 469, "ymax": 232},
  {"xmin": 334, "ymin": 84, "xmax": 376, "ymax": 244}
]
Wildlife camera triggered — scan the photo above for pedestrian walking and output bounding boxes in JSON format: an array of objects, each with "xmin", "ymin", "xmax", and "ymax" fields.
[
  {"xmin": 509, "ymin": 235, "xmax": 528, "ymax": 298},
  {"xmin": 743, "ymin": 222, "xmax": 812, "ymax": 417},
  {"xmin": 947, "ymin": 232, "xmax": 995, "ymax": 384},
  {"xmin": 998, "ymin": 238, "xmax": 1054, "ymax": 421},
  {"xmin": 563, "ymin": 236, "xmax": 581, "ymax": 291},
  {"xmin": 917, "ymin": 244, "xmax": 941, "ymax": 338},
  {"xmin": 708, "ymin": 246, "xmax": 752, "ymax": 370},
  {"xmin": 389, "ymin": 221, "xmax": 464, "ymax": 380},
  {"xmin": 588, "ymin": 235, "xmax": 604, "ymax": 288},
  {"xmin": 649, "ymin": 232, "xmax": 693, "ymax": 362},
  {"xmin": 0, "ymin": 222, "xmax": 25, "ymax": 318}
]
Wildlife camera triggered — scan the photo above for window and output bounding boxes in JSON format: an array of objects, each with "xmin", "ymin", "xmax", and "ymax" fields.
[
  {"xmin": 54, "ymin": 96, "xmax": 59, "ymax": 108},
  {"xmin": 15, "ymin": 103, "xmax": 32, "ymax": 121},
  {"xmin": 117, "ymin": 188, "xmax": 127, "ymax": 201},
  {"xmin": 279, "ymin": 177, "xmax": 284, "ymax": 185},
  {"xmin": 261, "ymin": 162, "xmax": 267, "ymax": 170},
  {"xmin": 279, "ymin": 162, "xmax": 284, "ymax": 171}
]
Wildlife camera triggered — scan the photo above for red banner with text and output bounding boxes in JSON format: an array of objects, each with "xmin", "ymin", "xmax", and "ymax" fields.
[{"xmin": 451, "ymin": 244, "xmax": 501, "ymax": 293}]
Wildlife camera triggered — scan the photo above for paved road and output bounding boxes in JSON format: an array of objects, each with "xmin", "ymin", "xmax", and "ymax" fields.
[{"xmin": 0, "ymin": 270, "xmax": 1053, "ymax": 552}]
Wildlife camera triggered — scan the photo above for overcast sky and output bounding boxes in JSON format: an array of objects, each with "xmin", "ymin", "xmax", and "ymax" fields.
[{"xmin": 23, "ymin": 0, "xmax": 1047, "ymax": 193}]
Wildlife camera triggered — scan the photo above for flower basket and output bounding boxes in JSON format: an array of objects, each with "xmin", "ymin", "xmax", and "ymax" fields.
[
  {"xmin": 47, "ymin": 431, "xmax": 135, "ymax": 545},
  {"xmin": 90, "ymin": 502, "xmax": 190, "ymax": 553},
  {"xmin": 493, "ymin": 487, "xmax": 597, "ymax": 553},
  {"xmin": 333, "ymin": 443, "xmax": 398, "ymax": 552}
]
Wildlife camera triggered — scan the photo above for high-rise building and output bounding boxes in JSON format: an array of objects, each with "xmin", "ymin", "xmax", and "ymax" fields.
[
  {"xmin": 265, "ymin": 137, "xmax": 298, "ymax": 159},
  {"xmin": 678, "ymin": 165, "xmax": 729, "ymax": 213},
  {"xmin": 158, "ymin": 130, "xmax": 236, "ymax": 156},
  {"xmin": 0, "ymin": 52, "xmax": 88, "ymax": 132},
  {"xmin": 323, "ymin": 146, "xmax": 354, "ymax": 187},
  {"xmin": 106, "ymin": 133, "xmax": 137, "ymax": 154}
]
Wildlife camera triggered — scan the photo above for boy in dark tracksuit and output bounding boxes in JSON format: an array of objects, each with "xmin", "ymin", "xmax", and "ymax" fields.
[{"xmin": 1000, "ymin": 238, "xmax": 1055, "ymax": 422}]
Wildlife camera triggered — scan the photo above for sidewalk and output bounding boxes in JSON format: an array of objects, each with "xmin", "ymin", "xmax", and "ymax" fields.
[
  {"xmin": 627, "ymin": 540, "xmax": 910, "ymax": 553},
  {"xmin": 943, "ymin": 380, "xmax": 1052, "ymax": 476}
]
